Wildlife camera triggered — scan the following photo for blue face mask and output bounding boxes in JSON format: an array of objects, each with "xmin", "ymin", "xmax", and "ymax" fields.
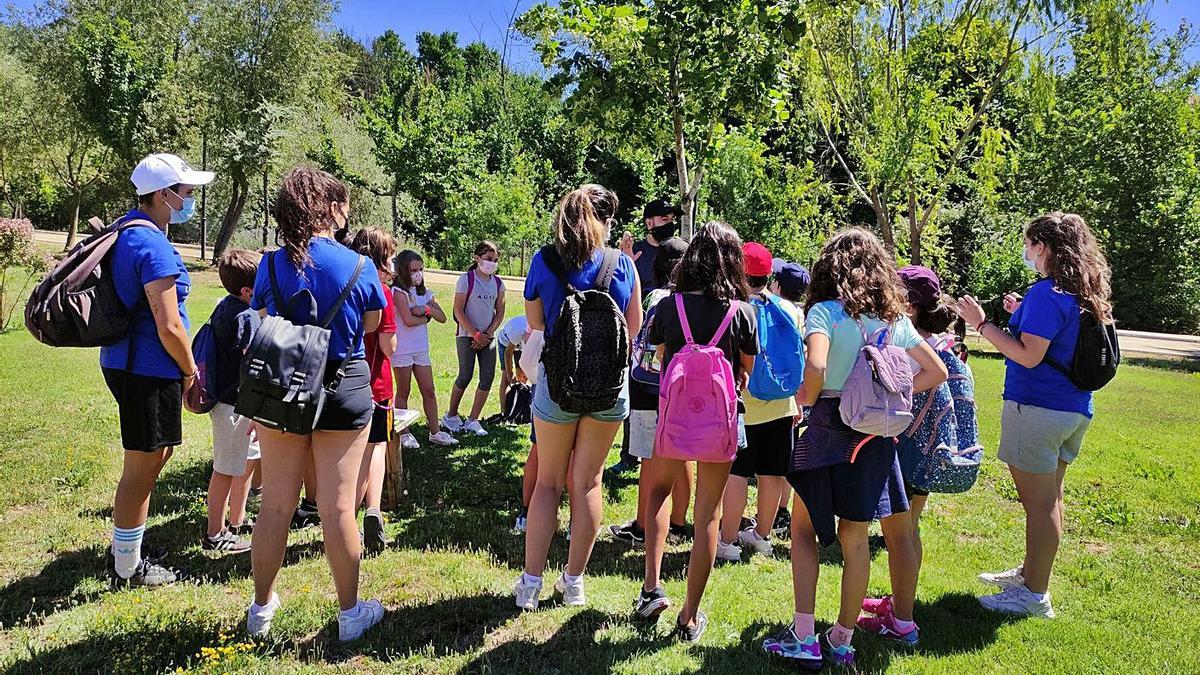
[{"xmin": 168, "ymin": 190, "xmax": 196, "ymax": 224}]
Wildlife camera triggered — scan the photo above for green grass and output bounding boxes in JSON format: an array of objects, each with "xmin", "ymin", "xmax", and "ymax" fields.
[{"xmin": 0, "ymin": 268, "xmax": 1198, "ymax": 673}]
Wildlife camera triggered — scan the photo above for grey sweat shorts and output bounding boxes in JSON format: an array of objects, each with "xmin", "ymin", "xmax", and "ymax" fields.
[{"xmin": 998, "ymin": 400, "xmax": 1091, "ymax": 475}]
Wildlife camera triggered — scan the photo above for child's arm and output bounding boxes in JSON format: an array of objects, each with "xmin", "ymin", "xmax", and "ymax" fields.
[
  {"xmin": 955, "ymin": 295, "xmax": 1050, "ymax": 369},
  {"xmin": 907, "ymin": 341, "xmax": 948, "ymax": 393},
  {"xmin": 798, "ymin": 333, "xmax": 828, "ymax": 406},
  {"xmin": 426, "ymin": 294, "xmax": 448, "ymax": 323},
  {"xmin": 395, "ymin": 287, "xmax": 429, "ymax": 328}
]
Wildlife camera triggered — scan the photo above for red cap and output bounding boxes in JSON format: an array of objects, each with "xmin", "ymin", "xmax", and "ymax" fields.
[{"xmin": 743, "ymin": 242, "xmax": 773, "ymax": 277}]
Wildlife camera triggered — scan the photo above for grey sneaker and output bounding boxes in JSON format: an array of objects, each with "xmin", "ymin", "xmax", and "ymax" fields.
[
  {"xmin": 978, "ymin": 565, "xmax": 1025, "ymax": 589},
  {"xmin": 338, "ymin": 599, "xmax": 385, "ymax": 641},
  {"xmin": 555, "ymin": 573, "xmax": 586, "ymax": 607},
  {"xmin": 979, "ymin": 585, "xmax": 1055, "ymax": 618},
  {"xmin": 514, "ymin": 574, "xmax": 542, "ymax": 610},
  {"xmin": 111, "ymin": 557, "xmax": 179, "ymax": 587},
  {"xmin": 203, "ymin": 529, "xmax": 252, "ymax": 554},
  {"xmin": 676, "ymin": 610, "xmax": 709, "ymax": 643},
  {"xmin": 441, "ymin": 415, "xmax": 464, "ymax": 433}
]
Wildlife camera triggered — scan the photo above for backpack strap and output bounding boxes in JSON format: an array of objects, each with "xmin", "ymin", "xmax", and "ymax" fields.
[
  {"xmin": 320, "ymin": 255, "xmax": 366, "ymax": 328},
  {"xmin": 675, "ymin": 293, "xmax": 695, "ymax": 345},
  {"xmin": 905, "ymin": 390, "xmax": 938, "ymax": 437},
  {"xmin": 267, "ymin": 252, "xmax": 292, "ymax": 320},
  {"xmin": 466, "ymin": 270, "xmax": 476, "ymax": 299},
  {"xmin": 707, "ymin": 302, "xmax": 739, "ymax": 348},
  {"xmin": 594, "ymin": 248, "xmax": 621, "ymax": 294},
  {"xmin": 540, "ymin": 245, "xmax": 576, "ymax": 294}
]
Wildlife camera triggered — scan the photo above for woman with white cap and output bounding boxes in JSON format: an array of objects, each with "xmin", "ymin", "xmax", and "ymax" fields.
[{"xmin": 104, "ymin": 153, "xmax": 213, "ymax": 587}]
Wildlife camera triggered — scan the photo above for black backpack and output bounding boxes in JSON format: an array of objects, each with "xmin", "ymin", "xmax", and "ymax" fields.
[
  {"xmin": 501, "ymin": 381, "xmax": 533, "ymax": 425},
  {"xmin": 1045, "ymin": 310, "xmax": 1120, "ymax": 391},
  {"xmin": 24, "ymin": 218, "xmax": 155, "ymax": 347},
  {"xmin": 539, "ymin": 246, "xmax": 629, "ymax": 414},
  {"xmin": 235, "ymin": 252, "xmax": 366, "ymax": 434}
]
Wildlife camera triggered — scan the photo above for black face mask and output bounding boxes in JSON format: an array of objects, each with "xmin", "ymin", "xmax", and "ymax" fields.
[{"xmin": 650, "ymin": 224, "xmax": 677, "ymax": 242}]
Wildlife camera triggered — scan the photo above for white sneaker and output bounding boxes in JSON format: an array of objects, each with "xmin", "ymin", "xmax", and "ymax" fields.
[
  {"xmin": 399, "ymin": 433, "xmax": 420, "ymax": 449},
  {"xmin": 555, "ymin": 574, "xmax": 586, "ymax": 607},
  {"xmin": 463, "ymin": 419, "xmax": 488, "ymax": 436},
  {"xmin": 247, "ymin": 593, "xmax": 281, "ymax": 638},
  {"xmin": 978, "ymin": 585, "xmax": 1055, "ymax": 619},
  {"xmin": 338, "ymin": 599, "xmax": 385, "ymax": 641},
  {"xmin": 429, "ymin": 430, "xmax": 459, "ymax": 446},
  {"xmin": 738, "ymin": 529, "xmax": 774, "ymax": 555},
  {"xmin": 716, "ymin": 539, "xmax": 742, "ymax": 562},
  {"xmin": 979, "ymin": 565, "xmax": 1025, "ymax": 589},
  {"xmin": 441, "ymin": 415, "xmax": 464, "ymax": 433},
  {"xmin": 514, "ymin": 574, "xmax": 542, "ymax": 610},
  {"xmin": 513, "ymin": 511, "xmax": 528, "ymax": 534}
]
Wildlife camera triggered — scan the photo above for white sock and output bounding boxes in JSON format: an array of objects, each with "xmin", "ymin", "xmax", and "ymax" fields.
[
  {"xmin": 112, "ymin": 525, "xmax": 145, "ymax": 579},
  {"xmin": 1028, "ymin": 589, "xmax": 1047, "ymax": 602},
  {"xmin": 522, "ymin": 572, "xmax": 542, "ymax": 586},
  {"xmin": 340, "ymin": 601, "xmax": 364, "ymax": 618},
  {"xmin": 563, "ymin": 572, "xmax": 583, "ymax": 586}
]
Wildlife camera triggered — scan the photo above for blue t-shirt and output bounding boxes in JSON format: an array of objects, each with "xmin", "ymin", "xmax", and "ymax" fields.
[
  {"xmin": 250, "ymin": 237, "xmax": 387, "ymax": 361},
  {"xmin": 98, "ymin": 210, "xmax": 191, "ymax": 379},
  {"xmin": 1004, "ymin": 277, "xmax": 1092, "ymax": 417},
  {"xmin": 804, "ymin": 300, "xmax": 922, "ymax": 392},
  {"xmin": 524, "ymin": 247, "xmax": 638, "ymax": 337}
]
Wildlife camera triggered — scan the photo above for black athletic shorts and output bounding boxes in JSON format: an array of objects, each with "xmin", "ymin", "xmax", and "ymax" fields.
[
  {"xmin": 732, "ymin": 416, "xmax": 795, "ymax": 478},
  {"xmin": 368, "ymin": 399, "xmax": 393, "ymax": 444},
  {"xmin": 316, "ymin": 359, "xmax": 373, "ymax": 432},
  {"xmin": 102, "ymin": 368, "xmax": 183, "ymax": 452}
]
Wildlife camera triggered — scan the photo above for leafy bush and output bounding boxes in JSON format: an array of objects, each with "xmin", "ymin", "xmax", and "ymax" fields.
[{"xmin": 0, "ymin": 218, "xmax": 51, "ymax": 331}]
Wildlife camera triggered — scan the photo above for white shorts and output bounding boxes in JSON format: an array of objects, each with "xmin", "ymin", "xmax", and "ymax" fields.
[
  {"xmin": 628, "ymin": 409, "xmax": 658, "ymax": 459},
  {"xmin": 392, "ymin": 351, "xmax": 432, "ymax": 368},
  {"xmin": 210, "ymin": 402, "xmax": 260, "ymax": 476}
]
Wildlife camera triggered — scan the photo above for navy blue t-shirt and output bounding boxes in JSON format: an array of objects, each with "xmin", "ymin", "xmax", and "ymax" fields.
[
  {"xmin": 209, "ymin": 295, "xmax": 260, "ymax": 405},
  {"xmin": 250, "ymin": 237, "xmax": 387, "ymax": 361},
  {"xmin": 98, "ymin": 210, "xmax": 191, "ymax": 379},
  {"xmin": 524, "ymin": 247, "xmax": 638, "ymax": 337},
  {"xmin": 1004, "ymin": 277, "xmax": 1093, "ymax": 417}
]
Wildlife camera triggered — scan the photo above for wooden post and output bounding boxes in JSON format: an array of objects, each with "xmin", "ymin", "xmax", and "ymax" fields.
[
  {"xmin": 261, "ymin": 170, "xmax": 269, "ymax": 248},
  {"xmin": 381, "ymin": 433, "xmax": 406, "ymax": 510}
]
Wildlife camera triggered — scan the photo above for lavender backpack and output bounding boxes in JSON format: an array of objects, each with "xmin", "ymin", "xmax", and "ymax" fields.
[{"xmin": 839, "ymin": 320, "xmax": 915, "ymax": 440}]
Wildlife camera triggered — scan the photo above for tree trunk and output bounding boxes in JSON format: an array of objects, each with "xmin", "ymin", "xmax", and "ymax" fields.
[
  {"xmin": 871, "ymin": 187, "xmax": 894, "ymax": 252},
  {"xmin": 908, "ymin": 189, "xmax": 922, "ymax": 266},
  {"xmin": 212, "ymin": 178, "xmax": 249, "ymax": 263},
  {"xmin": 391, "ymin": 176, "xmax": 400, "ymax": 237},
  {"xmin": 64, "ymin": 191, "xmax": 82, "ymax": 251}
]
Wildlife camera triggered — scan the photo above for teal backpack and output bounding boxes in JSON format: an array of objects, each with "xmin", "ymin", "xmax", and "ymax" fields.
[{"xmin": 747, "ymin": 293, "xmax": 805, "ymax": 401}]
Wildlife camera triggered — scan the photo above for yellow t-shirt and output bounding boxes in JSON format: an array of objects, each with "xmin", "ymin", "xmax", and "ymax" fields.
[{"xmin": 743, "ymin": 296, "xmax": 804, "ymax": 426}]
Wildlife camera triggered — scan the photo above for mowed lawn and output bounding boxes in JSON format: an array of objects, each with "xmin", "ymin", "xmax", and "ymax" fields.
[{"xmin": 0, "ymin": 267, "xmax": 1198, "ymax": 674}]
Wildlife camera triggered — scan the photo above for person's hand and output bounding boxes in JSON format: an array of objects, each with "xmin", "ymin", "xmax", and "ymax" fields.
[
  {"xmin": 954, "ymin": 295, "xmax": 987, "ymax": 328},
  {"xmin": 1003, "ymin": 293, "xmax": 1023, "ymax": 315},
  {"xmin": 182, "ymin": 370, "xmax": 198, "ymax": 400},
  {"xmin": 619, "ymin": 232, "xmax": 634, "ymax": 256}
]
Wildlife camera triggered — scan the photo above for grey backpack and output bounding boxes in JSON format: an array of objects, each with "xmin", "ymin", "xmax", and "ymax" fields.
[
  {"xmin": 24, "ymin": 217, "xmax": 155, "ymax": 347},
  {"xmin": 235, "ymin": 252, "xmax": 365, "ymax": 434}
]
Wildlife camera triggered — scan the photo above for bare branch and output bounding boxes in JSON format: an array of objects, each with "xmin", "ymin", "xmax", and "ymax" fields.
[{"xmin": 817, "ymin": 114, "xmax": 873, "ymax": 206}]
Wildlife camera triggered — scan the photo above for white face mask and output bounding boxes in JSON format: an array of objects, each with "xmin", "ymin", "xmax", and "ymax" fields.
[
  {"xmin": 1023, "ymin": 246, "xmax": 1040, "ymax": 273},
  {"xmin": 478, "ymin": 259, "xmax": 498, "ymax": 275},
  {"xmin": 411, "ymin": 271, "xmax": 424, "ymax": 286}
]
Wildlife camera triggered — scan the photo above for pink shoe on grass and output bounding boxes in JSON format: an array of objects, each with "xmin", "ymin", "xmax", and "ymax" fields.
[{"xmin": 857, "ymin": 595, "xmax": 919, "ymax": 647}]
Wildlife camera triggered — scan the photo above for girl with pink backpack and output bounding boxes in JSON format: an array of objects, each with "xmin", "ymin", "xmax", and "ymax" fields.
[
  {"xmin": 636, "ymin": 221, "xmax": 759, "ymax": 642},
  {"xmin": 762, "ymin": 229, "xmax": 947, "ymax": 669}
]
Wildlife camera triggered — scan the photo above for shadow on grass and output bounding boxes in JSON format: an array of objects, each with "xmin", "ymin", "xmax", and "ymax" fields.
[
  {"xmin": 0, "ymin": 616, "xmax": 225, "ymax": 674},
  {"xmin": 390, "ymin": 423, "xmax": 694, "ymax": 582}
]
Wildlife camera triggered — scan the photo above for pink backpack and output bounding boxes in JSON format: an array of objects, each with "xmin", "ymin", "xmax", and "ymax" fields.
[
  {"xmin": 839, "ymin": 319, "xmax": 915, "ymax": 443},
  {"xmin": 655, "ymin": 294, "xmax": 740, "ymax": 463}
]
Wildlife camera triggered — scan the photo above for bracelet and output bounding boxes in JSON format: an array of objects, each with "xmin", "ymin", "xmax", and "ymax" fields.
[
  {"xmin": 975, "ymin": 320, "xmax": 989, "ymax": 333},
  {"xmin": 474, "ymin": 331, "xmax": 482, "ymax": 340}
]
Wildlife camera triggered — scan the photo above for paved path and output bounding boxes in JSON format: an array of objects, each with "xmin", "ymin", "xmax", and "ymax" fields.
[{"xmin": 34, "ymin": 229, "xmax": 1195, "ymax": 359}]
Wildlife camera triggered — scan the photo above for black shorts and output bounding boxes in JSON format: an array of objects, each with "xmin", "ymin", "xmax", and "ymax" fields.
[
  {"xmin": 102, "ymin": 368, "xmax": 182, "ymax": 452},
  {"xmin": 732, "ymin": 416, "xmax": 795, "ymax": 478},
  {"xmin": 316, "ymin": 359, "xmax": 373, "ymax": 431},
  {"xmin": 368, "ymin": 399, "xmax": 393, "ymax": 443}
]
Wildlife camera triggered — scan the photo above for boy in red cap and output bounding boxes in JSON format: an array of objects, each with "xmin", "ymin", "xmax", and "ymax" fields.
[{"xmin": 717, "ymin": 242, "xmax": 804, "ymax": 562}]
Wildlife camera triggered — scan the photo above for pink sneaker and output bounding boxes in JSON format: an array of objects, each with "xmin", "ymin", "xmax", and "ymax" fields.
[
  {"xmin": 861, "ymin": 595, "xmax": 893, "ymax": 616},
  {"xmin": 857, "ymin": 599, "xmax": 919, "ymax": 647}
]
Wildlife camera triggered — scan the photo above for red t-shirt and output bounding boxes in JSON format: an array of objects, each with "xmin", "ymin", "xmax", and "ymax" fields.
[{"xmin": 365, "ymin": 279, "xmax": 397, "ymax": 402}]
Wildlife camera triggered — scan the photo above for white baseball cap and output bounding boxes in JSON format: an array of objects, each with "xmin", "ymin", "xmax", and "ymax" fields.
[{"xmin": 130, "ymin": 153, "xmax": 215, "ymax": 195}]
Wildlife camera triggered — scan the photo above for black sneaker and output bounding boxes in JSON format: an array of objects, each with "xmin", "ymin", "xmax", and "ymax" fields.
[
  {"xmin": 634, "ymin": 586, "xmax": 671, "ymax": 620},
  {"xmin": 141, "ymin": 542, "xmax": 169, "ymax": 563},
  {"xmin": 676, "ymin": 610, "xmax": 709, "ymax": 643},
  {"xmin": 772, "ymin": 508, "xmax": 791, "ymax": 539},
  {"xmin": 608, "ymin": 520, "xmax": 645, "ymax": 548},
  {"xmin": 605, "ymin": 458, "xmax": 639, "ymax": 476},
  {"xmin": 363, "ymin": 512, "xmax": 387, "ymax": 557},
  {"xmin": 109, "ymin": 556, "xmax": 180, "ymax": 588},
  {"xmin": 249, "ymin": 485, "xmax": 263, "ymax": 501},
  {"xmin": 202, "ymin": 529, "xmax": 252, "ymax": 554},
  {"xmin": 739, "ymin": 516, "xmax": 757, "ymax": 533},
  {"xmin": 668, "ymin": 522, "xmax": 691, "ymax": 544},
  {"xmin": 290, "ymin": 501, "xmax": 321, "ymax": 530}
]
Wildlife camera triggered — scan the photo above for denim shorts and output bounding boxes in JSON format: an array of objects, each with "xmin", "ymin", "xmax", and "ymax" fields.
[{"xmin": 532, "ymin": 363, "xmax": 630, "ymax": 424}]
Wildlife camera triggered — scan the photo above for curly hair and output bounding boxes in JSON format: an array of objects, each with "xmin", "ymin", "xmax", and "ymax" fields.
[
  {"xmin": 805, "ymin": 227, "xmax": 907, "ymax": 323},
  {"xmin": 1025, "ymin": 212, "xmax": 1114, "ymax": 323},
  {"xmin": 274, "ymin": 167, "xmax": 349, "ymax": 270},
  {"xmin": 672, "ymin": 221, "xmax": 749, "ymax": 302},
  {"xmin": 554, "ymin": 184, "xmax": 618, "ymax": 269},
  {"xmin": 349, "ymin": 227, "xmax": 397, "ymax": 275}
]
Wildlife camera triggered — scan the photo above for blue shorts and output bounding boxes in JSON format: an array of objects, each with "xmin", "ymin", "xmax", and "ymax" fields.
[{"xmin": 532, "ymin": 364, "xmax": 629, "ymax": 425}]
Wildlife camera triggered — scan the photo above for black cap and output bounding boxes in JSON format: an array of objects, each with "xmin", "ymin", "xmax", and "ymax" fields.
[{"xmin": 643, "ymin": 198, "xmax": 684, "ymax": 220}]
